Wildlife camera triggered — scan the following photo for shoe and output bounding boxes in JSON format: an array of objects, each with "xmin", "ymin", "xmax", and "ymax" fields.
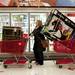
[
  {"xmin": 39, "ymin": 63, "xmax": 43, "ymax": 65},
  {"xmin": 34, "ymin": 61, "xmax": 39, "ymax": 65}
]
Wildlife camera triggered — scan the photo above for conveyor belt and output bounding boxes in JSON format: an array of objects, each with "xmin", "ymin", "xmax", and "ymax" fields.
[{"xmin": 0, "ymin": 51, "xmax": 75, "ymax": 61}]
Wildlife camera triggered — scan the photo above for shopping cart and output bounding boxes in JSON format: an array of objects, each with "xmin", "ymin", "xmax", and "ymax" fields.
[
  {"xmin": 54, "ymin": 39, "xmax": 75, "ymax": 68},
  {"xmin": 0, "ymin": 34, "xmax": 32, "ymax": 69}
]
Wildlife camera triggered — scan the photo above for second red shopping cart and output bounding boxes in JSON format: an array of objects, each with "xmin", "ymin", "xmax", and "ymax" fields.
[{"xmin": 54, "ymin": 40, "xmax": 75, "ymax": 68}]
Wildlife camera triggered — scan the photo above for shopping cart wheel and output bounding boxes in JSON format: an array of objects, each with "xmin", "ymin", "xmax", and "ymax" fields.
[
  {"xmin": 29, "ymin": 60, "xmax": 32, "ymax": 63},
  {"xmin": 58, "ymin": 65, "xmax": 63, "ymax": 68},
  {"xmin": 28, "ymin": 64, "xmax": 32, "ymax": 69},
  {"xmin": 4, "ymin": 65, "xmax": 7, "ymax": 68}
]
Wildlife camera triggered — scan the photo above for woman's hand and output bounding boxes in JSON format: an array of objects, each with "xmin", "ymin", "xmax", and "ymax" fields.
[{"xmin": 29, "ymin": 33, "xmax": 33, "ymax": 37}]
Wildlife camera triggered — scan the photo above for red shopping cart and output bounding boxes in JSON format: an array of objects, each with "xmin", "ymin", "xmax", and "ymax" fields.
[
  {"xmin": 54, "ymin": 40, "xmax": 75, "ymax": 68},
  {"xmin": 0, "ymin": 33, "xmax": 32, "ymax": 69}
]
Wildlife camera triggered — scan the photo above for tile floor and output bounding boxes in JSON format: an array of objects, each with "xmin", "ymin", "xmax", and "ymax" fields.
[{"xmin": 0, "ymin": 61, "xmax": 75, "ymax": 75}]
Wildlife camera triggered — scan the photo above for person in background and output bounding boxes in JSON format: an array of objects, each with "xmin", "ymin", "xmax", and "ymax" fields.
[{"xmin": 30, "ymin": 20, "xmax": 46, "ymax": 65}]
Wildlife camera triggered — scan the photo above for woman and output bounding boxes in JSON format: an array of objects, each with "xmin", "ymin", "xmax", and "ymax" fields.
[{"xmin": 30, "ymin": 20, "xmax": 46, "ymax": 65}]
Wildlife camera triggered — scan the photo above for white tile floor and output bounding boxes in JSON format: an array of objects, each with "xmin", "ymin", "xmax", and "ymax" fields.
[{"xmin": 0, "ymin": 61, "xmax": 75, "ymax": 75}]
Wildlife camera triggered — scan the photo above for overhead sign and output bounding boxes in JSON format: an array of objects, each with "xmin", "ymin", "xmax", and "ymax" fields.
[
  {"xmin": 0, "ymin": 0, "xmax": 75, "ymax": 7},
  {"xmin": 0, "ymin": 0, "xmax": 56, "ymax": 7}
]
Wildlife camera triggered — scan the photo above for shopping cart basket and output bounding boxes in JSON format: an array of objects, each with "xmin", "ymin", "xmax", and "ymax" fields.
[
  {"xmin": 54, "ymin": 40, "xmax": 75, "ymax": 68},
  {"xmin": 0, "ymin": 34, "xmax": 32, "ymax": 69}
]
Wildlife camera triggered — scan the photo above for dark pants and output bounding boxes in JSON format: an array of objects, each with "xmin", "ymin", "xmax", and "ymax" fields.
[{"xmin": 34, "ymin": 49, "xmax": 44, "ymax": 65}]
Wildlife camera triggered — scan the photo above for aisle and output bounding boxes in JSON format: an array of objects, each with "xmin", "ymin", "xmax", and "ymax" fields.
[{"xmin": 0, "ymin": 61, "xmax": 75, "ymax": 75}]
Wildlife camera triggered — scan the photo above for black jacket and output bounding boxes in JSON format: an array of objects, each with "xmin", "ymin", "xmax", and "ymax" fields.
[{"xmin": 32, "ymin": 26, "xmax": 45, "ymax": 51}]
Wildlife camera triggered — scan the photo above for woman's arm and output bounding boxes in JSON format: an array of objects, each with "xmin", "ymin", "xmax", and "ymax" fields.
[{"xmin": 29, "ymin": 28, "xmax": 38, "ymax": 36}]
